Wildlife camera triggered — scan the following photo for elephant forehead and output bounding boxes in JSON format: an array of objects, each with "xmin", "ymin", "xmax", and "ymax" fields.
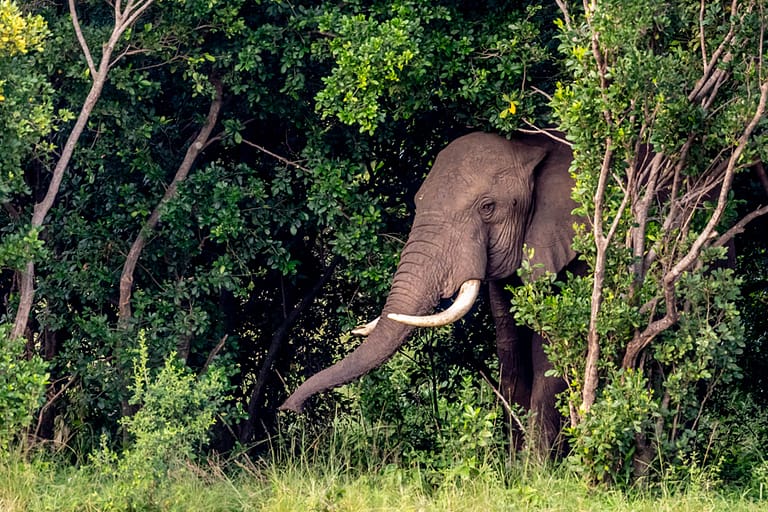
[
  {"xmin": 416, "ymin": 163, "xmax": 529, "ymax": 207},
  {"xmin": 435, "ymin": 140, "xmax": 520, "ymax": 172},
  {"xmin": 442, "ymin": 131, "xmax": 514, "ymax": 154},
  {"xmin": 415, "ymin": 132, "xmax": 534, "ymax": 207}
]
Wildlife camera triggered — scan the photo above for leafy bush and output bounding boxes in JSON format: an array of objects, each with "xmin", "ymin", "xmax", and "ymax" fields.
[
  {"xmin": 351, "ymin": 328, "xmax": 508, "ymax": 484},
  {"xmin": 0, "ymin": 324, "xmax": 48, "ymax": 448},
  {"xmin": 433, "ymin": 375, "xmax": 505, "ymax": 482},
  {"xmin": 87, "ymin": 330, "xmax": 232, "ymax": 507},
  {"xmin": 121, "ymin": 331, "xmax": 231, "ymax": 469},
  {"xmin": 567, "ymin": 369, "xmax": 658, "ymax": 486}
]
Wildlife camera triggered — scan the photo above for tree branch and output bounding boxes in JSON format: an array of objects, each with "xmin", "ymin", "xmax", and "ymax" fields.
[
  {"xmin": 582, "ymin": 142, "xmax": 614, "ymax": 414},
  {"xmin": 118, "ymin": 79, "xmax": 223, "ymax": 327},
  {"xmin": 68, "ymin": 0, "xmax": 96, "ymax": 77},
  {"xmin": 554, "ymin": 0, "xmax": 572, "ymax": 32},
  {"xmin": 688, "ymin": 0, "xmax": 738, "ymax": 104},
  {"xmin": 201, "ymin": 334, "xmax": 228, "ymax": 375},
  {"xmin": 239, "ymin": 256, "xmax": 341, "ymax": 442},
  {"xmin": 478, "ymin": 369, "xmax": 526, "ymax": 433},
  {"xmin": 713, "ymin": 204, "xmax": 768, "ymax": 248},
  {"xmin": 623, "ymin": 79, "xmax": 768, "ymax": 369},
  {"xmin": 241, "ymin": 138, "xmax": 310, "ymax": 172},
  {"xmin": 698, "ymin": 0, "xmax": 707, "ymax": 69},
  {"xmin": 754, "ymin": 161, "xmax": 768, "ymax": 197}
]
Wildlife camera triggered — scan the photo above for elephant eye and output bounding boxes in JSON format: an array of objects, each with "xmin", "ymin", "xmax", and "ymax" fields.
[{"xmin": 479, "ymin": 200, "xmax": 495, "ymax": 218}]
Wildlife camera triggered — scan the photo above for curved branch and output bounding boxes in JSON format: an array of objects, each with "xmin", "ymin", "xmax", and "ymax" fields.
[
  {"xmin": 713, "ymin": 204, "xmax": 768, "ymax": 248},
  {"xmin": 118, "ymin": 80, "xmax": 223, "ymax": 327}
]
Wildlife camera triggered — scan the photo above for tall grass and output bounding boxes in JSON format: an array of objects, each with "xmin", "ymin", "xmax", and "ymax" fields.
[
  {"xmin": 1, "ymin": 451, "xmax": 764, "ymax": 511},
  {"xmin": 1, "ymin": 413, "xmax": 766, "ymax": 511}
]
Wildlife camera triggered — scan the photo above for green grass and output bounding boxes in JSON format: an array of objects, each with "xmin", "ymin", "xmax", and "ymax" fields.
[{"xmin": 1, "ymin": 451, "xmax": 766, "ymax": 512}]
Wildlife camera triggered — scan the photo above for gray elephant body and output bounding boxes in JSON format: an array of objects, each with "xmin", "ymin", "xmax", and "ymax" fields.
[{"xmin": 281, "ymin": 132, "xmax": 579, "ymax": 453}]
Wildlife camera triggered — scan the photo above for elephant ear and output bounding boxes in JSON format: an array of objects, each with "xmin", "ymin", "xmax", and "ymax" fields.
[{"xmin": 522, "ymin": 143, "xmax": 578, "ymax": 281}]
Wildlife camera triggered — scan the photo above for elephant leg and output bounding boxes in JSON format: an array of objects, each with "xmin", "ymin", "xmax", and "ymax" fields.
[
  {"xmin": 488, "ymin": 279, "xmax": 532, "ymax": 448},
  {"xmin": 530, "ymin": 332, "xmax": 568, "ymax": 457}
]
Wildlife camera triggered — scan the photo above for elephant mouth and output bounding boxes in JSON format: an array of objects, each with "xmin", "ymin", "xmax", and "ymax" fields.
[
  {"xmin": 351, "ymin": 279, "xmax": 482, "ymax": 336},
  {"xmin": 386, "ymin": 279, "xmax": 482, "ymax": 328}
]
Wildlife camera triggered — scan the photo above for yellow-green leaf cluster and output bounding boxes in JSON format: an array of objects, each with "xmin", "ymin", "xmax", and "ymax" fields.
[{"xmin": 0, "ymin": 0, "xmax": 48, "ymax": 58}]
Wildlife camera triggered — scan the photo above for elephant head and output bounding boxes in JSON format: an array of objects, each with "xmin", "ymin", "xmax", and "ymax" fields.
[{"xmin": 280, "ymin": 132, "xmax": 577, "ymax": 413}]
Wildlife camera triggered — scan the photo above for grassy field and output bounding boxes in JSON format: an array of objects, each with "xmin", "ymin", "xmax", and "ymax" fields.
[{"xmin": 1, "ymin": 451, "xmax": 766, "ymax": 512}]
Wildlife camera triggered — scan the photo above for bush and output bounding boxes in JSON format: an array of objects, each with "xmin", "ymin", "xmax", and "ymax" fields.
[
  {"xmin": 567, "ymin": 369, "xmax": 659, "ymax": 486},
  {"xmin": 87, "ymin": 330, "xmax": 232, "ymax": 508},
  {"xmin": 0, "ymin": 324, "xmax": 48, "ymax": 448},
  {"xmin": 351, "ymin": 328, "xmax": 508, "ymax": 484}
]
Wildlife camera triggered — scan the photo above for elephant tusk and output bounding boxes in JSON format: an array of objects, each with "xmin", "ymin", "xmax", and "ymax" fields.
[
  {"xmin": 350, "ymin": 317, "xmax": 380, "ymax": 337},
  {"xmin": 387, "ymin": 279, "xmax": 481, "ymax": 328}
]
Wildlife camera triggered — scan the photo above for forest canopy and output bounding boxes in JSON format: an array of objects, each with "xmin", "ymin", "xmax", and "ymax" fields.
[{"xmin": 1, "ymin": 0, "xmax": 767, "ymax": 488}]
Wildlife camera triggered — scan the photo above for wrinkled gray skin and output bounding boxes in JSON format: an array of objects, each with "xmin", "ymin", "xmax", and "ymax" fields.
[{"xmin": 280, "ymin": 132, "xmax": 578, "ymax": 452}]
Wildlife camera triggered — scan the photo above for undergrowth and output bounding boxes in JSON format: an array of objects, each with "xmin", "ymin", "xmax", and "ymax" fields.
[
  {"xmin": 2, "ymin": 332, "xmax": 768, "ymax": 510},
  {"xmin": 1, "ymin": 442, "xmax": 766, "ymax": 512}
]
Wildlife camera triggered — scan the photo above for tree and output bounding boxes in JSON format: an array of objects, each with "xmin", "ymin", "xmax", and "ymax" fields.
[
  {"xmin": 9, "ymin": 0, "xmax": 156, "ymax": 340},
  {"xmin": 0, "ymin": 0, "xmax": 55, "ymax": 287},
  {"xmin": 513, "ymin": 0, "xmax": 768, "ymax": 483}
]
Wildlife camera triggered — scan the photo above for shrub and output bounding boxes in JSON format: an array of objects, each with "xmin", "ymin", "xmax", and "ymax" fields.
[
  {"xmin": 0, "ymin": 324, "xmax": 48, "ymax": 448},
  {"xmin": 88, "ymin": 330, "xmax": 231, "ymax": 508}
]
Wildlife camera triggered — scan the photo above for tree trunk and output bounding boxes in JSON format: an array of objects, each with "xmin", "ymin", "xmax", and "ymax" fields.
[
  {"xmin": 11, "ymin": 0, "xmax": 156, "ymax": 339},
  {"xmin": 117, "ymin": 80, "xmax": 223, "ymax": 328},
  {"xmin": 239, "ymin": 257, "xmax": 340, "ymax": 443}
]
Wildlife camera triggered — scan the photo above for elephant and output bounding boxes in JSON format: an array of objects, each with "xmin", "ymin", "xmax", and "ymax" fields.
[{"xmin": 280, "ymin": 131, "xmax": 579, "ymax": 453}]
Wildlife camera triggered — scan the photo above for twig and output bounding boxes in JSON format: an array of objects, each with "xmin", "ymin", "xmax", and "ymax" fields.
[
  {"xmin": 754, "ymin": 161, "xmax": 768, "ymax": 197},
  {"xmin": 241, "ymin": 139, "xmax": 310, "ymax": 172},
  {"xmin": 519, "ymin": 119, "xmax": 573, "ymax": 147},
  {"xmin": 698, "ymin": 0, "xmax": 707, "ymax": 69},
  {"xmin": 478, "ymin": 370, "xmax": 526, "ymax": 433},
  {"xmin": 201, "ymin": 334, "xmax": 228, "ymax": 375},
  {"xmin": 33, "ymin": 375, "xmax": 78, "ymax": 440},
  {"xmin": 713, "ymin": 204, "xmax": 768, "ymax": 248},
  {"xmin": 554, "ymin": 0, "xmax": 572, "ymax": 31}
]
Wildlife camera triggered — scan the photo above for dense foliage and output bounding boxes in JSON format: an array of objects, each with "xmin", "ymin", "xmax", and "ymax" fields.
[
  {"xmin": 1, "ymin": 0, "xmax": 767, "ymax": 492},
  {"xmin": 513, "ymin": 0, "xmax": 767, "ymax": 484}
]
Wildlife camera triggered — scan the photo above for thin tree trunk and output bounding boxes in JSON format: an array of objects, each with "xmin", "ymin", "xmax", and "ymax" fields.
[
  {"xmin": 584, "ymin": 170, "xmax": 608, "ymax": 416},
  {"xmin": 239, "ymin": 256, "xmax": 340, "ymax": 443},
  {"xmin": 117, "ymin": 80, "xmax": 223, "ymax": 328},
  {"xmin": 583, "ymin": 142, "xmax": 630, "ymax": 415},
  {"xmin": 10, "ymin": 0, "xmax": 155, "ymax": 340},
  {"xmin": 112, "ymin": 81, "xmax": 221, "ymax": 434}
]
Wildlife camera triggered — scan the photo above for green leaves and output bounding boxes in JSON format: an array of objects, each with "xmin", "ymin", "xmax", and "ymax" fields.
[
  {"xmin": 0, "ymin": 324, "xmax": 48, "ymax": 447},
  {"xmin": 568, "ymin": 369, "xmax": 659, "ymax": 486},
  {"xmin": 312, "ymin": 2, "xmax": 552, "ymax": 135},
  {"xmin": 0, "ymin": 1, "xmax": 55, "ymax": 202},
  {"xmin": 0, "ymin": 226, "xmax": 45, "ymax": 271},
  {"xmin": 1, "ymin": 0, "xmax": 762, "ymax": 484},
  {"xmin": 315, "ymin": 12, "xmax": 420, "ymax": 134},
  {"xmin": 0, "ymin": 0, "xmax": 48, "ymax": 57}
]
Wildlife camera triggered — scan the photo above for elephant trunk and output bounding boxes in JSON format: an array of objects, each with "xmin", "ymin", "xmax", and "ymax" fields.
[
  {"xmin": 278, "ymin": 315, "xmax": 415, "ymax": 413},
  {"xmin": 279, "ymin": 240, "xmax": 448, "ymax": 413}
]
